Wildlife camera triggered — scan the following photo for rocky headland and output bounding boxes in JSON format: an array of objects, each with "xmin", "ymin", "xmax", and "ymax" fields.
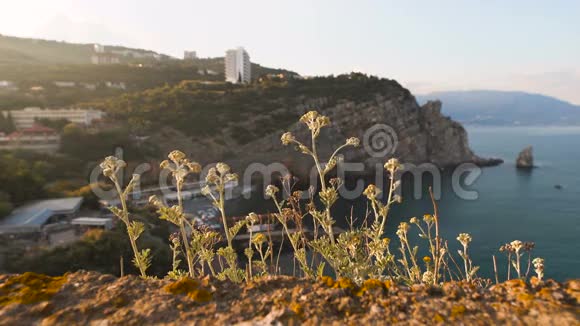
[
  {"xmin": 231, "ymin": 92, "xmax": 504, "ymax": 179},
  {"xmin": 118, "ymin": 76, "xmax": 503, "ymax": 179},
  {"xmin": 0, "ymin": 271, "xmax": 578, "ymax": 325}
]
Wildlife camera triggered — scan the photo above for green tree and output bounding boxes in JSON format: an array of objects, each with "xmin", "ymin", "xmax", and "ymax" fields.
[
  {"xmin": 0, "ymin": 112, "xmax": 16, "ymax": 134},
  {"xmin": 35, "ymin": 118, "xmax": 70, "ymax": 131},
  {"xmin": 0, "ymin": 191, "xmax": 13, "ymax": 218},
  {"xmin": 5, "ymin": 224, "xmax": 172, "ymax": 277},
  {"xmin": 0, "ymin": 154, "xmax": 46, "ymax": 203},
  {"xmin": 4, "ymin": 112, "xmax": 16, "ymax": 133}
]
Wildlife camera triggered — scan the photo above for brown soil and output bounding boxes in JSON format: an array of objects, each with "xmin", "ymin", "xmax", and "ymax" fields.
[{"xmin": 0, "ymin": 271, "xmax": 578, "ymax": 325}]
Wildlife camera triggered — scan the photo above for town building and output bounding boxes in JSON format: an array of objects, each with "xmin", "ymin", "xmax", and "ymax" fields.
[
  {"xmin": 0, "ymin": 197, "xmax": 84, "ymax": 235},
  {"xmin": 225, "ymin": 47, "xmax": 251, "ymax": 84},
  {"xmin": 80, "ymin": 82, "xmax": 97, "ymax": 90},
  {"xmin": 91, "ymin": 52, "xmax": 121, "ymax": 65},
  {"xmin": 2, "ymin": 107, "xmax": 105, "ymax": 129},
  {"xmin": 53, "ymin": 81, "xmax": 76, "ymax": 88},
  {"xmin": 92, "ymin": 43, "xmax": 162, "ymax": 63},
  {"xmin": 184, "ymin": 50, "xmax": 197, "ymax": 60},
  {"xmin": 0, "ymin": 80, "xmax": 18, "ymax": 91},
  {"xmin": 0, "ymin": 125, "xmax": 61, "ymax": 153},
  {"xmin": 93, "ymin": 44, "xmax": 106, "ymax": 53},
  {"xmin": 29, "ymin": 86, "xmax": 44, "ymax": 92},
  {"xmin": 71, "ymin": 217, "xmax": 114, "ymax": 231},
  {"xmin": 104, "ymin": 81, "xmax": 126, "ymax": 90},
  {"xmin": 110, "ymin": 49, "xmax": 159, "ymax": 59}
]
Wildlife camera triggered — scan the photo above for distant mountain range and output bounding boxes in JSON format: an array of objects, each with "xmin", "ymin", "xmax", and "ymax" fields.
[{"xmin": 417, "ymin": 90, "xmax": 580, "ymax": 126}]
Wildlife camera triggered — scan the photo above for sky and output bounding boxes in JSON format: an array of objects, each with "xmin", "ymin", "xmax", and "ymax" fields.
[{"xmin": 1, "ymin": 0, "xmax": 579, "ymax": 104}]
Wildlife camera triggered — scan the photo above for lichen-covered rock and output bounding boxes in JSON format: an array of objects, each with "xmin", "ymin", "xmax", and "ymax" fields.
[
  {"xmin": 0, "ymin": 272, "xmax": 66, "ymax": 306},
  {"xmin": 0, "ymin": 271, "xmax": 578, "ymax": 325},
  {"xmin": 516, "ymin": 146, "xmax": 535, "ymax": 168}
]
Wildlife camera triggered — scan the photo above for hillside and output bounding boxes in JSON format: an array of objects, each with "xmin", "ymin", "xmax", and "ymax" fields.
[
  {"xmin": 0, "ymin": 34, "xmax": 166, "ymax": 65},
  {"xmin": 0, "ymin": 35, "xmax": 298, "ymax": 109},
  {"xmin": 0, "ymin": 35, "xmax": 297, "ymax": 78},
  {"xmin": 95, "ymin": 74, "xmax": 499, "ymax": 174},
  {"xmin": 417, "ymin": 90, "xmax": 580, "ymax": 126}
]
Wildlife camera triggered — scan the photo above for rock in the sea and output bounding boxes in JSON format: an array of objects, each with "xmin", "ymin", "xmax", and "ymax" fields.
[{"xmin": 516, "ymin": 146, "xmax": 534, "ymax": 169}]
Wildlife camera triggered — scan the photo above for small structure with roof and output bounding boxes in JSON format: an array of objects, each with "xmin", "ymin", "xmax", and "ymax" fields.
[
  {"xmin": 0, "ymin": 197, "xmax": 83, "ymax": 235},
  {"xmin": 71, "ymin": 217, "xmax": 113, "ymax": 231},
  {"xmin": 0, "ymin": 124, "xmax": 60, "ymax": 153}
]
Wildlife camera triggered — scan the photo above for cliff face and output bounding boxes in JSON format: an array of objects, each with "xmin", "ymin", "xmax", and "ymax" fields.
[
  {"xmin": 144, "ymin": 77, "xmax": 501, "ymax": 174},
  {"xmin": 234, "ymin": 92, "xmax": 499, "ymax": 177}
]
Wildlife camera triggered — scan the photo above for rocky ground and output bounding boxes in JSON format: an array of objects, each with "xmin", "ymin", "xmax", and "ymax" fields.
[{"xmin": 0, "ymin": 271, "xmax": 578, "ymax": 325}]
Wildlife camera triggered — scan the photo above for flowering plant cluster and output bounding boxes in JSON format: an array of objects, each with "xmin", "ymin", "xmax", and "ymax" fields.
[{"xmin": 100, "ymin": 110, "xmax": 545, "ymax": 286}]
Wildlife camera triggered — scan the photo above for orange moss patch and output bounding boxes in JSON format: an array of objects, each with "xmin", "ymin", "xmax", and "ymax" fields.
[
  {"xmin": 383, "ymin": 279, "xmax": 394, "ymax": 290},
  {"xmin": 0, "ymin": 272, "xmax": 66, "ymax": 306},
  {"xmin": 187, "ymin": 289, "xmax": 212, "ymax": 302},
  {"xmin": 164, "ymin": 278, "xmax": 200, "ymax": 295},
  {"xmin": 505, "ymin": 279, "xmax": 526, "ymax": 289},
  {"xmin": 334, "ymin": 278, "xmax": 356, "ymax": 290},
  {"xmin": 355, "ymin": 279, "xmax": 386, "ymax": 296},
  {"xmin": 164, "ymin": 278, "xmax": 211, "ymax": 303},
  {"xmin": 319, "ymin": 276, "xmax": 334, "ymax": 287},
  {"xmin": 433, "ymin": 313, "xmax": 445, "ymax": 323},
  {"xmin": 321, "ymin": 277, "xmax": 392, "ymax": 296},
  {"xmin": 517, "ymin": 293, "xmax": 535, "ymax": 302},
  {"xmin": 450, "ymin": 304, "xmax": 466, "ymax": 318},
  {"xmin": 537, "ymin": 288, "xmax": 555, "ymax": 301},
  {"xmin": 289, "ymin": 302, "xmax": 303, "ymax": 317},
  {"xmin": 319, "ymin": 276, "xmax": 356, "ymax": 290}
]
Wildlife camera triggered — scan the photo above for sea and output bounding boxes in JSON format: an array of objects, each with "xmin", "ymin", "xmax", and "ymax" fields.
[
  {"xmin": 451, "ymin": 126, "xmax": 580, "ymax": 281},
  {"xmin": 201, "ymin": 126, "xmax": 580, "ymax": 281}
]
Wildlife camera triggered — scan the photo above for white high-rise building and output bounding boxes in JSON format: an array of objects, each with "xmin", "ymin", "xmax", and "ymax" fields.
[
  {"xmin": 225, "ymin": 47, "xmax": 251, "ymax": 84},
  {"xmin": 184, "ymin": 51, "xmax": 197, "ymax": 60}
]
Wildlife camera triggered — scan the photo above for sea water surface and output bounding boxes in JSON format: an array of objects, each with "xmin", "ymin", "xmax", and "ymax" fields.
[
  {"xmin": 214, "ymin": 126, "xmax": 580, "ymax": 281},
  {"xmin": 453, "ymin": 126, "xmax": 580, "ymax": 280},
  {"xmin": 332, "ymin": 126, "xmax": 580, "ymax": 281}
]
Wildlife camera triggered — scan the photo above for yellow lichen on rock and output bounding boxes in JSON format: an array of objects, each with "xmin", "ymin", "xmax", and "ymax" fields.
[
  {"xmin": 164, "ymin": 278, "xmax": 200, "ymax": 295},
  {"xmin": 186, "ymin": 289, "xmax": 212, "ymax": 302},
  {"xmin": 289, "ymin": 302, "xmax": 303, "ymax": 317},
  {"xmin": 319, "ymin": 276, "xmax": 334, "ymax": 287},
  {"xmin": 450, "ymin": 304, "xmax": 466, "ymax": 319},
  {"xmin": 0, "ymin": 272, "xmax": 66, "ymax": 306},
  {"xmin": 334, "ymin": 278, "xmax": 356, "ymax": 290},
  {"xmin": 505, "ymin": 279, "xmax": 526, "ymax": 289},
  {"xmin": 383, "ymin": 279, "xmax": 394, "ymax": 290},
  {"xmin": 355, "ymin": 279, "xmax": 386, "ymax": 296},
  {"xmin": 433, "ymin": 313, "xmax": 445, "ymax": 323},
  {"xmin": 164, "ymin": 278, "xmax": 212, "ymax": 302}
]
